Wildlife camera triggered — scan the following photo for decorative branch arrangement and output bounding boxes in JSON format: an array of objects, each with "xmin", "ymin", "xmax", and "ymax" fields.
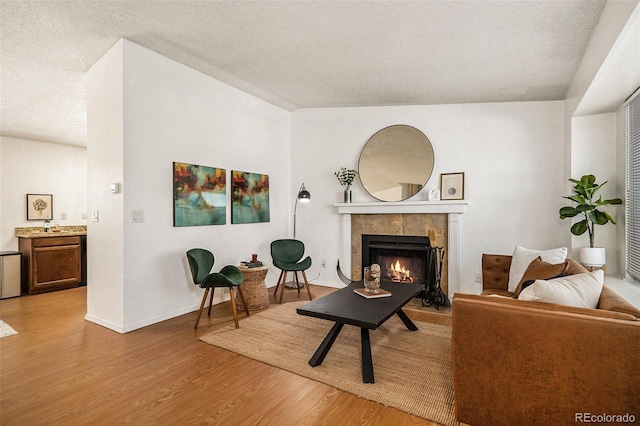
[{"xmin": 334, "ymin": 167, "xmax": 358, "ymax": 190}]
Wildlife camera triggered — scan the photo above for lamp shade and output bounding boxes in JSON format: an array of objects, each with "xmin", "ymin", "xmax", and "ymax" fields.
[
  {"xmin": 298, "ymin": 184, "xmax": 311, "ymax": 203},
  {"xmin": 293, "ymin": 183, "xmax": 311, "ymax": 239},
  {"xmin": 579, "ymin": 247, "xmax": 606, "ymax": 267}
]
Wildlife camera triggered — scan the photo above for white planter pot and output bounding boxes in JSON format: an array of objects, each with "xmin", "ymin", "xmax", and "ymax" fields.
[{"xmin": 579, "ymin": 247, "xmax": 606, "ymax": 267}]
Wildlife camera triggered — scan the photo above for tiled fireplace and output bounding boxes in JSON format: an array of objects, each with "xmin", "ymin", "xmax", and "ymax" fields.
[{"xmin": 335, "ymin": 200, "xmax": 467, "ymax": 299}]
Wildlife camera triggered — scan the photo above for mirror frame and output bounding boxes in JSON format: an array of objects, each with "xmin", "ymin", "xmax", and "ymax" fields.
[{"xmin": 358, "ymin": 125, "xmax": 435, "ymax": 202}]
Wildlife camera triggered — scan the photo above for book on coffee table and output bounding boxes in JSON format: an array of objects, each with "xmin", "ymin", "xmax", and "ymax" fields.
[{"xmin": 354, "ymin": 288, "xmax": 392, "ymax": 299}]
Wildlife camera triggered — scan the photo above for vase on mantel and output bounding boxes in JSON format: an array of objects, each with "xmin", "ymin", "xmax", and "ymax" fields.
[{"xmin": 344, "ymin": 189, "xmax": 352, "ymax": 203}]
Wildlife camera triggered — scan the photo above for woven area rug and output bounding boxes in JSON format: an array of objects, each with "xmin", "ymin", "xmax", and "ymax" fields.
[
  {"xmin": 200, "ymin": 301, "xmax": 457, "ymax": 426},
  {"xmin": 0, "ymin": 320, "xmax": 18, "ymax": 338}
]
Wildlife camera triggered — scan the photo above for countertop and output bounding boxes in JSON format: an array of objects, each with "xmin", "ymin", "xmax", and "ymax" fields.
[{"xmin": 15, "ymin": 226, "xmax": 87, "ymax": 238}]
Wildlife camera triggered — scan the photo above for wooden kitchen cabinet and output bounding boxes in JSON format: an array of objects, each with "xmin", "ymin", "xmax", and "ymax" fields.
[{"xmin": 19, "ymin": 236, "xmax": 81, "ymax": 295}]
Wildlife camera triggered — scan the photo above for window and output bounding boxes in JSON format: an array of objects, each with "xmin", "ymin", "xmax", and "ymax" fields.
[{"xmin": 626, "ymin": 88, "xmax": 640, "ymax": 280}]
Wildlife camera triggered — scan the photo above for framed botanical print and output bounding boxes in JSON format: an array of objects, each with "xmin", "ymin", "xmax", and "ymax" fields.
[
  {"xmin": 27, "ymin": 194, "xmax": 53, "ymax": 220},
  {"xmin": 440, "ymin": 172, "xmax": 465, "ymax": 200}
]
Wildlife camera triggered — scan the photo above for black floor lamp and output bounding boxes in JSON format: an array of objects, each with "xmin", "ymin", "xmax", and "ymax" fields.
[
  {"xmin": 286, "ymin": 183, "xmax": 311, "ymax": 288},
  {"xmin": 293, "ymin": 183, "xmax": 311, "ymax": 239}
]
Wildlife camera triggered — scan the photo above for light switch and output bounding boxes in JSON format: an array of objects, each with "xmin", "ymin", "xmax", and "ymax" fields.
[
  {"xmin": 132, "ymin": 210, "xmax": 144, "ymax": 223},
  {"xmin": 92, "ymin": 211, "xmax": 99, "ymax": 222}
]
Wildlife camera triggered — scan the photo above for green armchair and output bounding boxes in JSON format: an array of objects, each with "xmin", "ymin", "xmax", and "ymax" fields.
[
  {"xmin": 270, "ymin": 239, "xmax": 313, "ymax": 304},
  {"xmin": 186, "ymin": 248, "xmax": 249, "ymax": 329}
]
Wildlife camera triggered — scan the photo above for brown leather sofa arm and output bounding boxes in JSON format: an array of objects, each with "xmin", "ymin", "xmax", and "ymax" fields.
[
  {"xmin": 451, "ymin": 293, "xmax": 640, "ymax": 425},
  {"xmin": 481, "ymin": 254, "xmax": 512, "ymax": 291},
  {"xmin": 599, "ymin": 285, "xmax": 640, "ymax": 318}
]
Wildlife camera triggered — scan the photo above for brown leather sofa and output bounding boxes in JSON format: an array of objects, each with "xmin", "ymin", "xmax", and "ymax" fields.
[{"xmin": 452, "ymin": 254, "xmax": 640, "ymax": 426}]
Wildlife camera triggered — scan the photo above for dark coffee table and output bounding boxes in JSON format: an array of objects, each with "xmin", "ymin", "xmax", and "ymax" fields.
[{"xmin": 296, "ymin": 280, "xmax": 423, "ymax": 383}]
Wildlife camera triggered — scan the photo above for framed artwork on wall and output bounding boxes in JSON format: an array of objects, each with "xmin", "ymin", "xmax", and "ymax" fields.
[
  {"xmin": 26, "ymin": 194, "xmax": 53, "ymax": 220},
  {"xmin": 231, "ymin": 170, "xmax": 270, "ymax": 224},
  {"xmin": 173, "ymin": 162, "xmax": 226, "ymax": 227},
  {"xmin": 440, "ymin": 172, "xmax": 465, "ymax": 200}
]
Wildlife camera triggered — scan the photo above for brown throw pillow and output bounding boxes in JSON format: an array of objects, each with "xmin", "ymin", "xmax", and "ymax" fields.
[
  {"xmin": 515, "ymin": 257, "xmax": 570, "ymax": 297},
  {"xmin": 564, "ymin": 258, "xmax": 589, "ymax": 275}
]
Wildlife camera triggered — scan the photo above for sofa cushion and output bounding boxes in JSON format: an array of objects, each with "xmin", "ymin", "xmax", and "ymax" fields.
[
  {"xmin": 518, "ymin": 269, "xmax": 604, "ymax": 308},
  {"xmin": 515, "ymin": 257, "xmax": 589, "ymax": 297},
  {"xmin": 507, "ymin": 245, "xmax": 567, "ymax": 292}
]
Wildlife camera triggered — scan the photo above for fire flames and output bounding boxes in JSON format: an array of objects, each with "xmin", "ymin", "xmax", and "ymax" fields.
[{"xmin": 390, "ymin": 259, "xmax": 413, "ymax": 283}]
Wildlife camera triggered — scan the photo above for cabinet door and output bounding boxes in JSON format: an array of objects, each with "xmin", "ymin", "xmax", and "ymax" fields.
[{"xmin": 33, "ymin": 244, "xmax": 81, "ymax": 290}]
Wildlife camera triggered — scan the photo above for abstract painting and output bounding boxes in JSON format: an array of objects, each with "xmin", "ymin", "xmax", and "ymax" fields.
[
  {"xmin": 173, "ymin": 162, "xmax": 226, "ymax": 227},
  {"xmin": 231, "ymin": 170, "xmax": 270, "ymax": 224}
]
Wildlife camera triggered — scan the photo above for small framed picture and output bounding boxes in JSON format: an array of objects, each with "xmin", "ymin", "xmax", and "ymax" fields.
[
  {"xmin": 27, "ymin": 194, "xmax": 53, "ymax": 220},
  {"xmin": 440, "ymin": 173, "xmax": 465, "ymax": 200}
]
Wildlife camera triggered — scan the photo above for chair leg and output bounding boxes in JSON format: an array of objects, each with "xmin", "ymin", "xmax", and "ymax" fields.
[
  {"xmin": 229, "ymin": 287, "xmax": 239, "ymax": 329},
  {"xmin": 236, "ymin": 285, "xmax": 250, "ymax": 317},
  {"xmin": 302, "ymin": 270, "xmax": 313, "ymax": 301},
  {"xmin": 207, "ymin": 287, "xmax": 215, "ymax": 316},
  {"xmin": 278, "ymin": 270, "xmax": 288, "ymax": 304},
  {"xmin": 194, "ymin": 288, "xmax": 210, "ymax": 329},
  {"xmin": 294, "ymin": 272, "xmax": 301, "ymax": 294},
  {"xmin": 274, "ymin": 270, "xmax": 284, "ymax": 297}
]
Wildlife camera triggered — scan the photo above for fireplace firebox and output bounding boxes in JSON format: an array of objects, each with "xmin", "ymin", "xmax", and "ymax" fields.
[
  {"xmin": 362, "ymin": 234, "xmax": 449, "ymax": 308},
  {"xmin": 362, "ymin": 235, "xmax": 430, "ymax": 285}
]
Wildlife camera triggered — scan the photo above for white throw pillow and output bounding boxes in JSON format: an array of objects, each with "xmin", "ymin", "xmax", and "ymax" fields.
[
  {"xmin": 507, "ymin": 245, "xmax": 567, "ymax": 292},
  {"xmin": 517, "ymin": 269, "xmax": 604, "ymax": 309}
]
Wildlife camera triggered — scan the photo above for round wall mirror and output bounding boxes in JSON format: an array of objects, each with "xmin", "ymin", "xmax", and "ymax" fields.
[{"xmin": 358, "ymin": 125, "xmax": 435, "ymax": 202}]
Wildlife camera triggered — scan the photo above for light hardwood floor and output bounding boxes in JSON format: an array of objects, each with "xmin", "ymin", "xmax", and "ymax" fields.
[{"xmin": 1, "ymin": 284, "xmax": 450, "ymax": 425}]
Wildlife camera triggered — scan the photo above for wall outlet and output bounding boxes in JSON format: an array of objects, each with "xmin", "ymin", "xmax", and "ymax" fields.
[
  {"xmin": 82, "ymin": 212, "xmax": 87, "ymax": 220},
  {"xmin": 92, "ymin": 210, "xmax": 99, "ymax": 222},
  {"xmin": 60, "ymin": 212, "xmax": 67, "ymax": 220},
  {"xmin": 321, "ymin": 259, "xmax": 326, "ymax": 268},
  {"xmin": 475, "ymin": 273, "xmax": 482, "ymax": 283}
]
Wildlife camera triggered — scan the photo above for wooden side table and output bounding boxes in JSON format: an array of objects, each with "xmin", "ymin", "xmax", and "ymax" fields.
[{"xmin": 236, "ymin": 265, "xmax": 270, "ymax": 311}]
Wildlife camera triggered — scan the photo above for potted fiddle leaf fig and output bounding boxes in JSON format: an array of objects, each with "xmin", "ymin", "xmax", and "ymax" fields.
[{"xmin": 559, "ymin": 174, "xmax": 622, "ymax": 266}]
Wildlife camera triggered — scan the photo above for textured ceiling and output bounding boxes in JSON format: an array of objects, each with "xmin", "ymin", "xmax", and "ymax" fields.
[{"xmin": 0, "ymin": 1, "xmax": 607, "ymax": 146}]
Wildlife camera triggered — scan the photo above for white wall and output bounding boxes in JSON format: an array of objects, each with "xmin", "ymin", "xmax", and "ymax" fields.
[
  {"xmin": 570, "ymin": 113, "xmax": 620, "ymax": 273},
  {"xmin": 87, "ymin": 40, "xmax": 291, "ymax": 332},
  {"xmin": 291, "ymin": 101, "xmax": 567, "ymax": 294},
  {"xmin": 86, "ymin": 39, "xmax": 126, "ymax": 331},
  {"xmin": 0, "ymin": 136, "xmax": 87, "ymax": 252},
  {"xmin": 565, "ymin": 3, "xmax": 640, "ymax": 279}
]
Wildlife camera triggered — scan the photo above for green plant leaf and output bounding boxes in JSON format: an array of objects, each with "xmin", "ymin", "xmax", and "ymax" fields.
[
  {"xmin": 601, "ymin": 198, "xmax": 622, "ymax": 205},
  {"xmin": 603, "ymin": 211, "xmax": 617, "ymax": 225},
  {"xmin": 571, "ymin": 220, "xmax": 589, "ymax": 235},
  {"xmin": 574, "ymin": 187, "xmax": 588, "ymax": 197},
  {"xmin": 589, "ymin": 209, "xmax": 609, "ymax": 225},
  {"xmin": 564, "ymin": 195, "xmax": 586, "ymax": 204},
  {"xmin": 582, "ymin": 175, "xmax": 596, "ymax": 185},
  {"xmin": 575, "ymin": 204, "xmax": 593, "ymax": 213},
  {"xmin": 590, "ymin": 181, "xmax": 606, "ymax": 196},
  {"xmin": 559, "ymin": 206, "xmax": 579, "ymax": 218}
]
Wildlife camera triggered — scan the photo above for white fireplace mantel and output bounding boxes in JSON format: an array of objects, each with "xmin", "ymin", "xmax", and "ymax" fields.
[
  {"xmin": 335, "ymin": 200, "xmax": 467, "ymax": 215},
  {"xmin": 334, "ymin": 200, "xmax": 468, "ymax": 299}
]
